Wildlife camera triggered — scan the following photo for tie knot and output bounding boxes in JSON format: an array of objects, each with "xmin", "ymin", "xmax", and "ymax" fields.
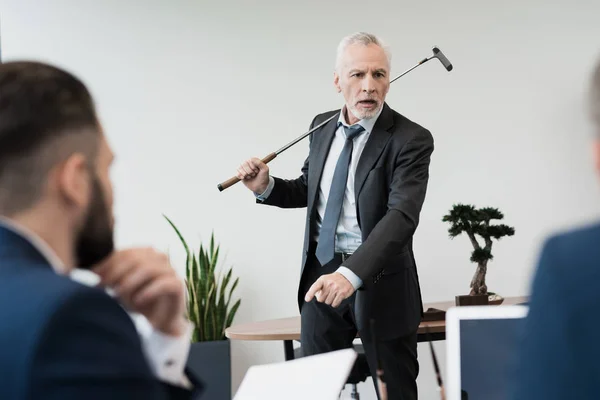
[{"xmin": 342, "ymin": 124, "xmax": 365, "ymax": 141}]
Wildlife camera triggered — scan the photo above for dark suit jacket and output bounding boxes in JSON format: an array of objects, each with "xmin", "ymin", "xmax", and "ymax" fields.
[
  {"xmin": 260, "ymin": 103, "xmax": 434, "ymax": 339},
  {"xmin": 510, "ymin": 222, "xmax": 600, "ymax": 399},
  {"xmin": 0, "ymin": 226, "xmax": 202, "ymax": 400}
]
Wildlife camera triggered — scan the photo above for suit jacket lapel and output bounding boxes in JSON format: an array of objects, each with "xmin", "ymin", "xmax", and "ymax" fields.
[
  {"xmin": 0, "ymin": 225, "xmax": 52, "ymax": 268},
  {"xmin": 308, "ymin": 113, "xmax": 340, "ymax": 210},
  {"xmin": 354, "ymin": 103, "xmax": 394, "ymax": 200}
]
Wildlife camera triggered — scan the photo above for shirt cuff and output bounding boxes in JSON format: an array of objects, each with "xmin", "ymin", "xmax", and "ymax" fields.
[
  {"xmin": 254, "ymin": 176, "xmax": 274, "ymax": 201},
  {"xmin": 138, "ymin": 318, "xmax": 195, "ymax": 388},
  {"xmin": 336, "ymin": 266, "xmax": 363, "ymax": 290}
]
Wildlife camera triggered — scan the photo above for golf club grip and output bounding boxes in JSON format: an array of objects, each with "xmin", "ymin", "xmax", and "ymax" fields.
[{"xmin": 217, "ymin": 152, "xmax": 277, "ymax": 191}]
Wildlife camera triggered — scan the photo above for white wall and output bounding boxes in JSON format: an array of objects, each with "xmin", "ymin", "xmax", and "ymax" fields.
[{"xmin": 3, "ymin": 0, "xmax": 600, "ymax": 398}]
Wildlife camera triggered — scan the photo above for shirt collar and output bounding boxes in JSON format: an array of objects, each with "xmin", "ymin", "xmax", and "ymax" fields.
[
  {"xmin": 0, "ymin": 216, "xmax": 68, "ymax": 274},
  {"xmin": 337, "ymin": 103, "xmax": 384, "ymax": 135}
]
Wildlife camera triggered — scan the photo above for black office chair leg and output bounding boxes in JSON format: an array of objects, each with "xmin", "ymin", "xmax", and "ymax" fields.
[{"xmin": 350, "ymin": 384, "xmax": 360, "ymax": 400}]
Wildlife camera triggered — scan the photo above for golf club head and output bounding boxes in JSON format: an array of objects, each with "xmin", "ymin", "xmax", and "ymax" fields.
[{"xmin": 432, "ymin": 46, "xmax": 453, "ymax": 71}]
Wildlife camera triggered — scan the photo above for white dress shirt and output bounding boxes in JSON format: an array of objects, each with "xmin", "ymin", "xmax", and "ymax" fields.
[
  {"xmin": 257, "ymin": 106, "xmax": 383, "ymax": 289},
  {"xmin": 0, "ymin": 217, "xmax": 193, "ymax": 388}
]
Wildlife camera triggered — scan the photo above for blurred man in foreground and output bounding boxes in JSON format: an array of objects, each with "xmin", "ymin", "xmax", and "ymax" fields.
[
  {"xmin": 0, "ymin": 61, "xmax": 201, "ymax": 399},
  {"xmin": 511, "ymin": 57, "xmax": 600, "ymax": 399}
]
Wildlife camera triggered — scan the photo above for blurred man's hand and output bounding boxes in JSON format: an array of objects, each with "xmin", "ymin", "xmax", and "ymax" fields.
[{"xmin": 93, "ymin": 248, "xmax": 187, "ymax": 337}]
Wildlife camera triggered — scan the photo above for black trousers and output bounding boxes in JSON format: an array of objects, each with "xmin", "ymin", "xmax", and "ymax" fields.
[{"xmin": 299, "ymin": 251, "xmax": 419, "ymax": 400}]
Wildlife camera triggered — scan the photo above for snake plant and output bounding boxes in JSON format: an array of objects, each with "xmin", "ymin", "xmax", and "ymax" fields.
[{"xmin": 164, "ymin": 215, "xmax": 241, "ymax": 342}]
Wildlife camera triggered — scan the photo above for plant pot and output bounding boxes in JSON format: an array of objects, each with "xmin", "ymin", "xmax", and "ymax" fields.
[
  {"xmin": 186, "ymin": 339, "xmax": 231, "ymax": 400},
  {"xmin": 488, "ymin": 292, "xmax": 504, "ymax": 305},
  {"xmin": 455, "ymin": 294, "xmax": 489, "ymax": 306}
]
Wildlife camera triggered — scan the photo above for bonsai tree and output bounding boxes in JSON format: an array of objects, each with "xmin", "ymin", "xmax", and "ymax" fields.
[
  {"xmin": 442, "ymin": 204, "xmax": 515, "ymax": 296},
  {"xmin": 164, "ymin": 216, "xmax": 241, "ymax": 342}
]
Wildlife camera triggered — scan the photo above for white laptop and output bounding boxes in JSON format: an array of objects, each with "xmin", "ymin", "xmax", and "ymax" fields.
[
  {"xmin": 445, "ymin": 305, "xmax": 528, "ymax": 400},
  {"xmin": 234, "ymin": 348, "xmax": 357, "ymax": 400}
]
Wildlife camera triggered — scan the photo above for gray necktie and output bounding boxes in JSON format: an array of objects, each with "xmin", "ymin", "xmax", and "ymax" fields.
[{"xmin": 315, "ymin": 123, "xmax": 365, "ymax": 266}]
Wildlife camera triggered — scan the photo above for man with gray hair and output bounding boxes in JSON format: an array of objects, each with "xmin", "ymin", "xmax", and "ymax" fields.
[
  {"xmin": 237, "ymin": 32, "xmax": 434, "ymax": 399},
  {"xmin": 510, "ymin": 59, "xmax": 600, "ymax": 399}
]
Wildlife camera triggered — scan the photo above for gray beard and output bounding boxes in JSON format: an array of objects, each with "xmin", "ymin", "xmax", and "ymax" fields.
[{"xmin": 348, "ymin": 102, "xmax": 381, "ymax": 121}]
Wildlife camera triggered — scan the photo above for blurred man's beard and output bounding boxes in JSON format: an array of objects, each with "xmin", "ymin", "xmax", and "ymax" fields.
[{"xmin": 75, "ymin": 175, "xmax": 114, "ymax": 269}]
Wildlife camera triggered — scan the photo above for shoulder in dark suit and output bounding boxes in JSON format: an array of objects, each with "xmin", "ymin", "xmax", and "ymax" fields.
[
  {"xmin": 0, "ymin": 226, "xmax": 201, "ymax": 400},
  {"xmin": 511, "ymin": 221, "xmax": 600, "ymax": 399}
]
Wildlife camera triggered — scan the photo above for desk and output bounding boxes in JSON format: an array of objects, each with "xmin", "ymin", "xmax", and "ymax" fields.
[{"xmin": 226, "ymin": 296, "xmax": 527, "ymax": 361}]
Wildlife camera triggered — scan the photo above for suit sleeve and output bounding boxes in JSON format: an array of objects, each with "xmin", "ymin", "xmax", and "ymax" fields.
[
  {"xmin": 29, "ymin": 286, "xmax": 202, "ymax": 400},
  {"xmin": 257, "ymin": 115, "xmax": 319, "ymax": 209},
  {"xmin": 343, "ymin": 128, "xmax": 434, "ymax": 281},
  {"xmin": 510, "ymin": 237, "xmax": 585, "ymax": 399}
]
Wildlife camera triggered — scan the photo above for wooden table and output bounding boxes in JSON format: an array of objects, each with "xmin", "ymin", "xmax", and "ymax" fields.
[{"xmin": 226, "ymin": 296, "xmax": 527, "ymax": 361}]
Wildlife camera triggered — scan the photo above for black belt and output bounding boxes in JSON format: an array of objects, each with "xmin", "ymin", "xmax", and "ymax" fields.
[
  {"xmin": 334, "ymin": 252, "xmax": 353, "ymax": 263},
  {"xmin": 308, "ymin": 242, "xmax": 352, "ymax": 263}
]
